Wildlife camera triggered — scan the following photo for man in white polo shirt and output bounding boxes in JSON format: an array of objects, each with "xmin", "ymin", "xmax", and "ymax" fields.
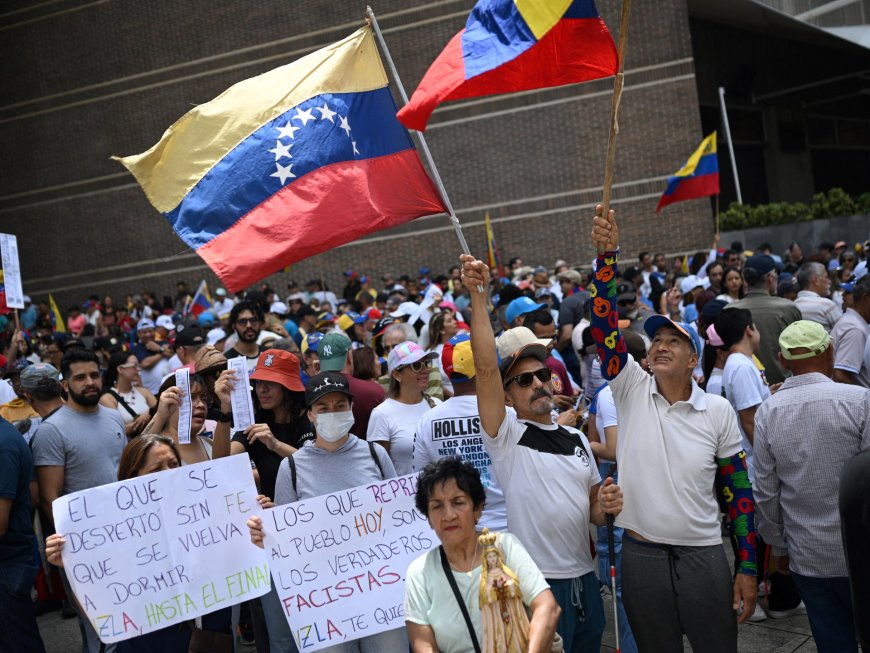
[
  {"xmin": 588, "ymin": 205, "xmax": 758, "ymax": 653},
  {"xmin": 460, "ymin": 256, "xmax": 623, "ymax": 653}
]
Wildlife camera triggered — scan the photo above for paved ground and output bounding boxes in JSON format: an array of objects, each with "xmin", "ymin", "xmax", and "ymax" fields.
[{"xmin": 36, "ymin": 596, "xmax": 815, "ymax": 652}]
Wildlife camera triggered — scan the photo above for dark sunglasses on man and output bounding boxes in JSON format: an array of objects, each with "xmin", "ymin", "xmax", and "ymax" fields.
[{"xmin": 504, "ymin": 367, "xmax": 552, "ymax": 388}]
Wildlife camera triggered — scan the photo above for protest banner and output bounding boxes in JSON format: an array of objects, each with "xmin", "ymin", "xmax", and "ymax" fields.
[
  {"xmin": 53, "ymin": 455, "xmax": 270, "ymax": 643},
  {"xmin": 261, "ymin": 473, "xmax": 437, "ymax": 651},
  {"xmin": 0, "ymin": 233, "xmax": 25, "ymax": 309}
]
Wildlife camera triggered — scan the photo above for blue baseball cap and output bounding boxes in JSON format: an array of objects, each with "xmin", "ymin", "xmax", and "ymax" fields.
[
  {"xmin": 505, "ymin": 296, "xmax": 546, "ymax": 325},
  {"xmin": 643, "ymin": 315, "xmax": 703, "ymax": 356}
]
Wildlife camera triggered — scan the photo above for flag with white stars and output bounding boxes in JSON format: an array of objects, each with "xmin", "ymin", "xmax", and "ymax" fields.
[{"xmin": 116, "ymin": 26, "xmax": 446, "ymax": 292}]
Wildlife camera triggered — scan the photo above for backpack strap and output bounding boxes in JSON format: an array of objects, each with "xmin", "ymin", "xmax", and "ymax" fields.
[
  {"xmin": 288, "ymin": 454, "xmax": 297, "ymax": 494},
  {"xmin": 368, "ymin": 441, "xmax": 385, "ymax": 479}
]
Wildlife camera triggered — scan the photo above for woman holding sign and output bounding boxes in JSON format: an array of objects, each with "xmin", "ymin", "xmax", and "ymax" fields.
[
  {"xmin": 404, "ymin": 458, "xmax": 561, "ymax": 653},
  {"xmin": 143, "ymin": 374, "xmax": 216, "ymax": 465},
  {"xmin": 247, "ymin": 371, "xmax": 406, "ymax": 653},
  {"xmin": 46, "ymin": 434, "xmax": 249, "ymax": 652}
]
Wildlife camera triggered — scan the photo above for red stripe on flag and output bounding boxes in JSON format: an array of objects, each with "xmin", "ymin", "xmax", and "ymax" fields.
[
  {"xmin": 398, "ymin": 18, "xmax": 617, "ymax": 132},
  {"xmin": 197, "ymin": 151, "xmax": 446, "ymax": 291},
  {"xmin": 656, "ymin": 173, "xmax": 720, "ymax": 213}
]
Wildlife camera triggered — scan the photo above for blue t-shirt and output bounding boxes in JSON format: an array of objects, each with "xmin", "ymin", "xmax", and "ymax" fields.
[{"xmin": 0, "ymin": 418, "xmax": 36, "ymax": 565}]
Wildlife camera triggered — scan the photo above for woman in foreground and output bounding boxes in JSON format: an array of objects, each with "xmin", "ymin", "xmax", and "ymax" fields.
[{"xmin": 404, "ymin": 457, "xmax": 561, "ymax": 653}]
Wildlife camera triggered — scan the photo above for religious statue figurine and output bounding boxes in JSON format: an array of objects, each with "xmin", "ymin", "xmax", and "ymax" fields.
[{"xmin": 478, "ymin": 528, "xmax": 531, "ymax": 653}]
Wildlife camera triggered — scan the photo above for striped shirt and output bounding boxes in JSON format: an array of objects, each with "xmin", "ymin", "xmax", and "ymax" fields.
[
  {"xmin": 753, "ymin": 372, "xmax": 870, "ymax": 577},
  {"xmin": 794, "ymin": 290, "xmax": 843, "ymax": 332}
]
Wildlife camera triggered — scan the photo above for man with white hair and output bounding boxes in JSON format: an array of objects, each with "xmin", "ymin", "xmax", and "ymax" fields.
[{"xmin": 794, "ymin": 262, "xmax": 842, "ymax": 331}]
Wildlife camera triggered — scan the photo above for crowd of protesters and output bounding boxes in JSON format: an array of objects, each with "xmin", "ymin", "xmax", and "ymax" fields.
[{"xmin": 1, "ymin": 222, "xmax": 869, "ymax": 653}]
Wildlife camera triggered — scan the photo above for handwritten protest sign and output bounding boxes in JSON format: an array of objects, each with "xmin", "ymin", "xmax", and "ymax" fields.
[
  {"xmin": 0, "ymin": 233, "xmax": 24, "ymax": 309},
  {"xmin": 53, "ymin": 455, "xmax": 270, "ymax": 643},
  {"xmin": 261, "ymin": 474, "xmax": 437, "ymax": 651}
]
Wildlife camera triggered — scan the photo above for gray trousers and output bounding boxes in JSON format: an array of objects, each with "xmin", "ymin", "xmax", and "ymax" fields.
[{"xmin": 622, "ymin": 535, "xmax": 737, "ymax": 653}]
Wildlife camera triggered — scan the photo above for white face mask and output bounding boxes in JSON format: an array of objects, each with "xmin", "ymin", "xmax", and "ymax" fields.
[{"xmin": 314, "ymin": 410, "xmax": 355, "ymax": 442}]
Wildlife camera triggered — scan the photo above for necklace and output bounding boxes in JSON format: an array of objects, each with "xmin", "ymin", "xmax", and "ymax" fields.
[{"xmin": 448, "ymin": 540, "xmax": 480, "ymax": 577}]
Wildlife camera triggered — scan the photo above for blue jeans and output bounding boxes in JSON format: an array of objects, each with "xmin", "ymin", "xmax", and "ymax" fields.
[
  {"xmin": 595, "ymin": 464, "xmax": 638, "ymax": 653},
  {"xmin": 0, "ymin": 560, "xmax": 47, "ymax": 653},
  {"xmin": 547, "ymin": 572, "xmax": 605, "ymax": 653},
  {"xmin": 260, "ymin": 582, "xmax": 300, "ymax": 653},
  {"xmin": 791, "ymin": 573, "xmax": 858, "ymax": 653}
]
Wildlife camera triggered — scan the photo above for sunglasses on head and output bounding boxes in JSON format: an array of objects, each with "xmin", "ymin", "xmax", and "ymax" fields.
[
  {"xmin": 400, "ymin": 360, "xmax": 431, "ymax": 373},
  {"xmin": 504, "ymin": 367, "xmax": 552, "ymax": 388}
]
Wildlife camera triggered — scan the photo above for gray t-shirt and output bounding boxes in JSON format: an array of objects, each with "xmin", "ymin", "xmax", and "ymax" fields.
[
  {"xmin": 31, "ymin": 405, "xmax": 126, "ymax": 495},
  {"xmin": 274, "ymin": 435, "xmax": 396, "ymax": 504}
]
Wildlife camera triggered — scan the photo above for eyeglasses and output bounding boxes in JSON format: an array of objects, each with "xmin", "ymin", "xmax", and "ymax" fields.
[
  {"xmin": 190, "ymin": 393, "xmax": 211, "ymax": 407},
  {"xmin": 236, "ymin": 317, "xmax": 261, "ymax": 326},
  {"xmin": 118, "ymin": 363, "xmax": 140, "ymax": 370},
  {"xmin": 504, "ymin": 367, "xmax": 552, "ymax": 388},
  {"xmin": 399, "ymin": 360, "xmax": 431, "ymax": 373}
]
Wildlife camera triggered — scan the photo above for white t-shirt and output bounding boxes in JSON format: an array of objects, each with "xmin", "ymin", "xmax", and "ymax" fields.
[
  {"xmin": 404, "ymin": 532, "xmax": 549, "ymax": 653},
  {"xmin": 414, "ymin": 395, "xmax": 507, "ymax": 531},
  {"xmin": 484, "ymin": 414, "xmax": 600, "ymax": 579},
  {"xmin": 609, "ymin": 356, "xmax": 742, "ymax": 546},
  {"xmin": 706, "ymin": 368, "xmax": 724, "ymax": 398},
  {"xmin": 593, "ymin": 385, "xmax": 617, "ymax": 463},
  {"xmin": 721, "ymin": 353, "xmax": 770, "ymax": 482},
  {"xmin": 367, "ymin": 396, "xmax": 440, "ymax": 475}
]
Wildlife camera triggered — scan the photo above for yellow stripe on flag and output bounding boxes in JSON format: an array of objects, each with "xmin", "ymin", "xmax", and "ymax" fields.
[
  {"xmin": 49, "ymin": 294, "xmax": 66, "ymax": 333},
  {"xmin": 114, "ymin": 27, "xmax": 388, "ymax": 214},
  {"xmin": 673, "ymin": 132, "xmax": 717, "ymax": 178},
  {"xmin": 515, "ymin": 0, "xmax": 573, "ymax": 40}
]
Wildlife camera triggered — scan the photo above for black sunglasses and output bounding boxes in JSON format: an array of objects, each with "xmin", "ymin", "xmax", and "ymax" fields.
[{"xmin": 504, "ymin": 367, "xmax": 552, "ymax": 388}]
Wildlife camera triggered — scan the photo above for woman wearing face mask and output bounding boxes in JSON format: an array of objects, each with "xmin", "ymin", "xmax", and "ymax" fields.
[
  {"xmin": 368, "ymin": 341, "xmax": 440, "ymax": 475},
  {"xmin": 211, "ymin": 348, "xmax": 315, "ymax": 501},
  {"xmin": 247, "ymin": 372, "xmax": 407, "ymax": 653}
]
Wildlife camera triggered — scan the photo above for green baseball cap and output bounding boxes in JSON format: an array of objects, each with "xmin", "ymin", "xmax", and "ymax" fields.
[
  {"xmin": 779, "ymin": 320, "xmax": 831, "ymax": 360},
  {"xmin": 318, "ymin": 332, "xmax": 353, "ymax": 371}
]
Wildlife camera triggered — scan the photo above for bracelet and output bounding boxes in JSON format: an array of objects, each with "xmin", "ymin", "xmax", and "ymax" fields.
[{"xmin": 214, "ymin": 410, "xmax": 232, "ymax": 423}]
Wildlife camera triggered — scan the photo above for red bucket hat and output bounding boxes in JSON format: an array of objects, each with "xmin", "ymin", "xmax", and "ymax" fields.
[{"xmin": 250, "ymin": 349, "xmax": 304, "ymax": 392}]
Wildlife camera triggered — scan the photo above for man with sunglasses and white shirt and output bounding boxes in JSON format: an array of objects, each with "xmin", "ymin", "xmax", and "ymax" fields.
[{"xmin": 461, "ymin": 256, "xmax": 623, "ymax": 653}]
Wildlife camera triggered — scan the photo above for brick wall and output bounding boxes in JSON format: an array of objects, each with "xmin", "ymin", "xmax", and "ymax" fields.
[{"xmin": 0, "ymin": 0, "xmax": 713, "ymax": 308}]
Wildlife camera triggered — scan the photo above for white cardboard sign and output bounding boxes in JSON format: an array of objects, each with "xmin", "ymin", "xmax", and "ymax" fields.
[
  {"xmin": 0, "ymin": 233, "xmax": 24, "ymax": 309},
  {"xmin": 53, "ymin": 455, "xmax": 270, "ymax": 643},
  {"xmin": 260, "ymin": 474, "xmax": 437, "ymax": 651}
]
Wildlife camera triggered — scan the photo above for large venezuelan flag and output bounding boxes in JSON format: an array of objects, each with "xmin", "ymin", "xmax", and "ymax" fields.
[
  {"xmin": 656, "ymin": 132, "xmax": 720, "ymax": 213},
  {"xmin": 397, "ymin": 0, "xmax": 618, "ymax": 132},
  {"xmin": 116, "ymin": 27, "xmax": 446, "ymax": 292}
]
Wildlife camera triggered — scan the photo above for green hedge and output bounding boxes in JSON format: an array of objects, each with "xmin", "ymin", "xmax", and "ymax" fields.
[{"xmin": 720, "ymin": 188, "xmax": 870, "ymax": 231}]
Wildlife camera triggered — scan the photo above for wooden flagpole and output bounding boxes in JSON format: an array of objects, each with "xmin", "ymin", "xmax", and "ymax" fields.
[{"xmin": 599, "ymin": 0, "xmax": 633, "ymax": 248}]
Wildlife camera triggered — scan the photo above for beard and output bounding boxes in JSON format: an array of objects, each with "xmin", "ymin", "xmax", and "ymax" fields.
[
  {"xmin": 527, "ymin": 388, "xmax": 554, "ymax": 416},
  {"xmin": 68, "ymin": 386, "xmax": 101, "ymax": 407},
  {"xmin": 237, "ymin": 328, "xmax": 259, "ymax": 344}
]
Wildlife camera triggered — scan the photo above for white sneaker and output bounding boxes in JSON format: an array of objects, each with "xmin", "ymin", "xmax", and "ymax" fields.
[{"xmin": 748, "ymin": 603, "xmax": 768, "ymax": 622}]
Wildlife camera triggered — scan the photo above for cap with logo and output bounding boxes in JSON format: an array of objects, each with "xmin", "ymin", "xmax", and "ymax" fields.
[
  {"xmin": 318, "ymin": 332, "xmax": 353, "ymax": 371},
  {"xmin": 496, "ymin": 327, "xmax": 550, "ymax": 378},
  {"xmin": 250, "ymin": 349, "xmax": 304, "ymax": 392},
  {"xmin": 20, "ymin": 362, "xmax": 60, "ymax": 391},
  {"xmin": 387, "ymin": 341, "xmax": 438, "ymax": 374},
  {"xmin": 442, "ymin": 333, "xmax": 475, "ymax": 382},
  {"xmin": 305, "ymin": 371, "xmax": 353, "ymax": 407},
  {"xmin": 505, "ymin": 296, "xmax": 546, "ymax": 325},
  {"xmin": 643, "ymin": 315, "xmax": 703, "ymax": 356},
  {"xmin": 315, "ymin": 312, "xmax": 336, "ymax": 330},
  {"xmin": 155, "ymin": 315, "xmax": 176, "ymax": 331},
  {"xmin": 779, "ymin": 320, "xmax": 831, "ymax": 360},
  {"xmin": 175, "ymin": 326, "xmax": 205, "ymax": 348}
]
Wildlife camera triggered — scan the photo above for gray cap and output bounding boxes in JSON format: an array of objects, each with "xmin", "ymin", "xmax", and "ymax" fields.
[{"xmin": 20, "ymin": 362, "xmax": 60, "ymax": 391}]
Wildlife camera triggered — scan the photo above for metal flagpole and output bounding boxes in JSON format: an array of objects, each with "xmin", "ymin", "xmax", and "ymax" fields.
[
  {"xmin": 366, "ymin": 6, "xmax": 473, "ymax": 257},
  {"xmin": 718, "ymin": 86, "xmax": 743, "ymax": 205}
]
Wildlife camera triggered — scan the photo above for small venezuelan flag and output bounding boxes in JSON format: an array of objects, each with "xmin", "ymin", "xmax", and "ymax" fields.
[
  {"xmin": 397, "ymin": 0, "xmax": 618, "ymax": 132},
  {"xmin": 656, "ymin": 132, "xmax": 720, "ymax": 213},
  {"xmin": 49, "ymin": 294, "xmax": 66, "ymax": 333},
  {"xmin": 188, "ymin": 281, "xmax": 213, "ymax": 317},
  {"xmin": 115, "ymin": 27, "xmax": 445, "ymax": 292}
]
